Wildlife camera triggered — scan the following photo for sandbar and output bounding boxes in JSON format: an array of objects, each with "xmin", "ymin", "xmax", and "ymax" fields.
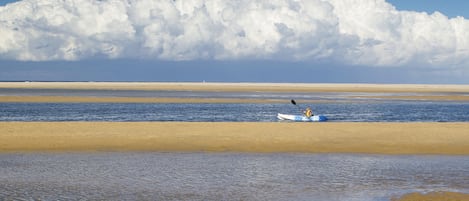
[
  {"xmin": 392, "ymin": 191, "xmax": 469, "ymax": 201},
  {"xmin": 2, "ymin": 82, "xmax": 469, "ymax": 102},
  {"xmin": 355, "ymin": 95, "xmax": 469, "ymax": 101},
  {"xmin": 2, "ymin": 81, "xmax": 469, "ymax": 93},
  {"xmin": 0, "ymin": 96, "xmax": 290, "ymax": 103},
  {"xmin": 1, "ymin": 122, "xmax": 469, "ymax": 154}
]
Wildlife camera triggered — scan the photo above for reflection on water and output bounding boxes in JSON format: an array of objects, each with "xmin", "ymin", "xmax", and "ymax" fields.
[{"xmin": 1, "ymin": 153, "xmax": 468, "ymax": 201}]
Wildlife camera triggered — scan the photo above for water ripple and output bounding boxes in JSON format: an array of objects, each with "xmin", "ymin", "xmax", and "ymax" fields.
[
  {"xmin": 0, "ymin": 153, "xmax": 468, "ymax": 201},
  {"xmin": 2, "ymin": 101, "xmax": 469, "ymax": 122}
]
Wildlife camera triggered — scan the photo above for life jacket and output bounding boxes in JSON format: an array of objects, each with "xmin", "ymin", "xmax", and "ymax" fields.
[{"xmin": 305, "ymin": 109, "xmax": 312, "ymax": 118}]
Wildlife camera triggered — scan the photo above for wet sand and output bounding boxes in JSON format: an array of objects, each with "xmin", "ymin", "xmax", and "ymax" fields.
[
  {"xmin": 1, "ymin": 122, "xmax": 469, "ymax": 154},
  {"xmin": 0, "ymin": 96, "xmax": 289, "ymax": 103},
  {"xmin": 2, "ymin": 81, "xmax": 469, "ymax": 93},
  {"xmin": 393, "ymin": 191, "xmax": 469, "ymax": 201},
  {"xmin": 2, "ymin": 82, "xmax": 469, "ymax": 102},
  {"xmin": 356, "ymin": 95, "xmax": 469, "ymax": 101}
]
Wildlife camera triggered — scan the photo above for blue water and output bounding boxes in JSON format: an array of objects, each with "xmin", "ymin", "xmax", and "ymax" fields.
[
  {"xmin": 1, "ymin": 101, "xmax": 469, "ymax": 122},
  {"xmin": 1, "ymin": 153, "xmax": 468, "ymax": 201},
  {"xmin": 2, "ymin": 88, "xmax": 469, "ymax": 122}
]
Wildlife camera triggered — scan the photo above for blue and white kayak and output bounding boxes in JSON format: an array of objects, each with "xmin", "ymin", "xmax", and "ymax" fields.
[{"xmin": 277, "ymin": 113, "xmax": 328, "ymax": 122}]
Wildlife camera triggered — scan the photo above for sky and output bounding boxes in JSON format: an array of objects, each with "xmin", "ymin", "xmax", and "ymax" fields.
[{"xmin": 1, "ymin": 0, "xmax": 469, "ymax": 84}]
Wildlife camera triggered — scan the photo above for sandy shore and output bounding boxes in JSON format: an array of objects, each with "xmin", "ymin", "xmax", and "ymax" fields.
[
  {"xmin": 0, "ymin": 96, "xmax": 291, "ymax": 103},
  {"xmin": 1, "ymin": 122, "xmax": 469, "ymax": 154},
  {"xmin": 393, "ymin": 191, "xmax": 469, "ymax": 201},
  {"xmin": 2, "ymin": 82, "xmax": 469, "ymax": 102},
  {"xmin": 1, "ymin": 95, "xmax": 468, "ymax": 103},
  {"xmin": 2, "ymin": 81, "xmax": 469, "ymax": 93}
]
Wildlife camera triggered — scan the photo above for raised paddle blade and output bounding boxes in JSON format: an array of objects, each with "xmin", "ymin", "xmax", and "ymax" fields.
[{"xmin": 290, "ymin": 99, "xmax": 296, "ymax": 105}]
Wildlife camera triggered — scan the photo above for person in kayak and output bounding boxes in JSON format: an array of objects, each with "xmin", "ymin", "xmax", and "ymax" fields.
[{"xmin": 303, "ymin": 107, "xmax": 313, "ymax": 118}]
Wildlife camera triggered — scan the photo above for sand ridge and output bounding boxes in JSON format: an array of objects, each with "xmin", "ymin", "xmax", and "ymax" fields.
[
  {"xmin": 1, "ymin": 122, "xmax": 469, "ymax": 154},
  {"xmin": 2, "ymin": 82, "xmax": 469, "ymax": 102},
  {"xmin": 392, "ymin": 191, "xmax": 469, "ymax": 201},
  {"xmin": 0, "ymin": 96, "xmax": 292, "ymax": 103},
  {"xmin": 2, "ymin": 82, "xmax": 469, "ymax": 93}
]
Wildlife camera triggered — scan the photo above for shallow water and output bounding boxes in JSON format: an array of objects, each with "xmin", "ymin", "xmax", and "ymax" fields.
[
  {"xmin": 2, "ymin": 101, "xmax": 469, "ymax": 122},
  {"xmin": 0, "ymin": 153, "xmax": 468, "ymax": 201},
  {"xmin": 2, "ymin": 88, "xmax": 469, "ymax": 122}
]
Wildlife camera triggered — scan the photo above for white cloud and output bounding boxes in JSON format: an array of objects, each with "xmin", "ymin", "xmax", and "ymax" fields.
[{"xmin": 1, "ymin": 0, "xmax": 469, "ymax": 68}]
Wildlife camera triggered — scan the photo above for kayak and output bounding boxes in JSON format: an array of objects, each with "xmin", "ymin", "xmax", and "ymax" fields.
[{"xmin": 277, "ymin": 113, "xmax": 328, "ymax": 122}]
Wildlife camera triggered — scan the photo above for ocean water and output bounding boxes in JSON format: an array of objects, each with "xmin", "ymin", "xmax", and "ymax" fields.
[
  {"xmin": 2, "ymin": 88, "xmax": 469, "ymax": 122},
  {"xmin": 1, "ymin": 101, "xmax": 469, "ymax": 122},
  {"xmin": 1, "ymin": 153, "xmax": 468, "ymax": 201}
]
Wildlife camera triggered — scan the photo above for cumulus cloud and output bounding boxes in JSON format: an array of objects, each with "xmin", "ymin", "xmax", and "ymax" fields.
[{"xmin": 1, "ymin": 0, "xmax": 469, "ymax": 68}]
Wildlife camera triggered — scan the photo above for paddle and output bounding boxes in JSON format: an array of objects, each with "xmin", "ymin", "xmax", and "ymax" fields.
[
  {"xmin": 290, "ymin": 99, "xmax": 297, "ymax": 106},
  {"xmin": 291, "ymin": 99, "xmax": 302, "ymax": 111},
  {"xmin": 291, "ymin": 99, "xmax": 313, "ymax": 116}
]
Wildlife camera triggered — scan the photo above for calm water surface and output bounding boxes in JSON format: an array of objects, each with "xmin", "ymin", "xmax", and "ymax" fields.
[
  {"xmin": 1, "ymin": 153, "xmax": 468, "ymax": 201},
  {"xmin": 2, "ymin": 88, "xmax": 469, "ymax": 122},
  {"xmin": 1, "ymin": 101, "xmax": 469, "ymax": 122}
]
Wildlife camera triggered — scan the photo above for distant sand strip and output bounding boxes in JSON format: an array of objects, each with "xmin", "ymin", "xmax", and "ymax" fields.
[
  {"xmin": 3, "ymin": 82, "xmax": 469, "ymax": 102},
  {"xmin": 1, "ymin": 95, "xmax": 469, "ymax": 103},
  {"xmin": 2, "ymin": 82, "xmax": 469, "ymax": 93},
  {"xmin": 0, "ymin": 96, "xmax": 290, "ymax": 103},
  {"xmin": 355, "ymin": 95, "xmax": 469, "ymax": 101},
  {"xmin": 1, "ymin": 122, "xmax": 469, "ymax": 154},
  {"xmin": 392, "ymin": 191, "xmax": 469, "ymax": 201}
]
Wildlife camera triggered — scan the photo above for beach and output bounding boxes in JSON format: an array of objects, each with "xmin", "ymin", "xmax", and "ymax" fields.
[
  {"xmin": 1, "ymin": 82, "xmax": 469, "ymax": 154},
  {"xmin": 2, "ymin": 82, "xmax": 469, "ymax": 103},
  {"xmin": 2, "ymin": 82, "xmax": 469, "ymax": 200},
  {"xmin": 2, "ymin": 81, "xmax": 469, "ymax": 93},
  {"xmin": 393, "ymin": 192, "xmax": 469, "ymax": 201},
  {"xmin": 2, "ymin": 122, "xmax": 469, "ymax": 154}
]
